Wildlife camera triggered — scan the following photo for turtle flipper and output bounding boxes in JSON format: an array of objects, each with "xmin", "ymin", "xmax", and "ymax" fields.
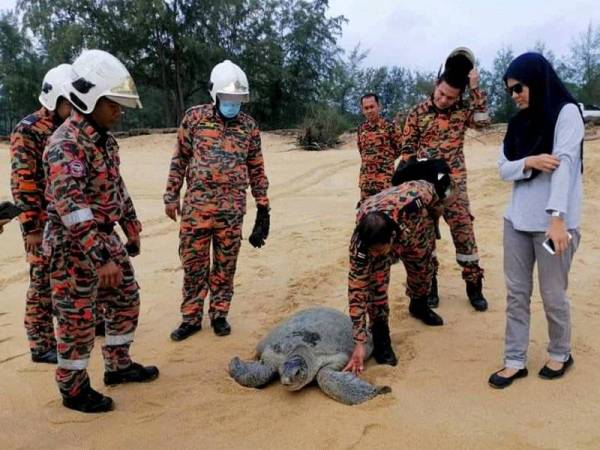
[
  {"xmin": 228, "ymin": 357, "xmax": 277, "ymax": 388},
  {"xmin": 316, "ymin": 368, "xmax": 391, "ymax": 405}
]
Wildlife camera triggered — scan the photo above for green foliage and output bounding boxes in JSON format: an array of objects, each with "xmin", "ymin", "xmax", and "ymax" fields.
[
  {"xmin": 567, "ymin": 23, "xmax": 600, "ymax": 105},
  {"xmin": 297, "ymin": 104, "xmax": 352, "ymax": 150},
  {"xmin": 479, "ymin": 46, "xmax": 516, "ymax": 123},
  {"xmin": 8, "ymin": 0, "xmax": 345, "ymax": 130},
  {"xmin": 2, "ymin": 2, "xmax": 600, "ymax": 133},
  {"xmin": 0, "ymin": 11, "xmax": 48, "ymax": 133}
]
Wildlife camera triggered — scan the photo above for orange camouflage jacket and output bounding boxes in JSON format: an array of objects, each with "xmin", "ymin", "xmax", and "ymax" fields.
[
  {"xmin": 401, "ymin": 88, "xmax": 490, "ymax": 179},
  {"xmin": 348, "ymin": 181, "xmax": 441, "ymax": 342},
  {"xmin": 164, "ymin": 104, "xmax": 269, "ymax": 213},
  {"xmin": 10, "ymin": 107, "xmax": 59, "ymax": 235},
  {"xmin": 357, "ymin": 117, "xmax": 402, "ymax": 192},
  {"xmin": 43, "ymin": 111, "xmax": 141, "ymax": 267}
]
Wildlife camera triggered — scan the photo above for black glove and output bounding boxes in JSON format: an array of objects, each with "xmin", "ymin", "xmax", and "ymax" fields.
[{"xmin": 249, "ymin": 205, "xmax": 270, "ymax": 248}]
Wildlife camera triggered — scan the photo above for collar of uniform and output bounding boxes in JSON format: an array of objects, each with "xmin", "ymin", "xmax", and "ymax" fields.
[
  {"xmin": 72, "ymin": 110, "xmax": 109, "ymax": 146},
  {"xmin": 427, "ymin": 93, "xmax": 462, "ymax": 115},
  {"xmin": 39, "ymin": 106, "xmax": 63, "ymax": 128},
  {"xmin": 362, "ymin": 116, "xmax": 386, "ymax": 131}
]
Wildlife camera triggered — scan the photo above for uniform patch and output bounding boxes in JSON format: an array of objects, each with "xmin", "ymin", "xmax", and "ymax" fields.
[
  {"xmin": 67, "ymin": 160, "xmax": 86, "ymax": 178},
  {"xmin": 21, "ymin": 114, "xmax": 40, "ymax": 126}
]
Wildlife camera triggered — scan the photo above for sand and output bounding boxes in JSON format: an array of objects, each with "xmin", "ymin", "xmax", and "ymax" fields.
[{"xmin": 1, "ymin": 129, "xmax": 600, "ymax": 450}]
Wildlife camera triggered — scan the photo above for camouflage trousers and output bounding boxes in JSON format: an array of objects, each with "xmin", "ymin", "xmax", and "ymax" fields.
[
  {"xmin": 437, "ymin": 181, "xmax": 484, "ymax": 283},
  {"xmin": 24, "ymin": 246, "xmax": 103, "ymax": 355},
  {"xmin": 47, "ymin": 230, "xmax": 139, "ymax": 397},
  {"xmin": 24, "ymin": 247, "xmax": 55, "ymax": 355},
  {"xmin": 179, "ymin": 210, "xmax": 244, "ymax": 325},
  {"xmin": 359, "ymin": 209, "xmax": 436, "ymax": 327}
]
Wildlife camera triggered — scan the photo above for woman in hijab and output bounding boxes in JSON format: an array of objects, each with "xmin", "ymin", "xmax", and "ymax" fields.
[{"xmin": 488, "ymin": 53, "xmax": 584, "ymax": 389}]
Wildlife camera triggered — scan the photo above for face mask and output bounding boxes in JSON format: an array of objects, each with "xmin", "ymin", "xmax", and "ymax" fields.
[{"xmin": 219, "ymin": 100, "xmax": 241, "ymax": 118}]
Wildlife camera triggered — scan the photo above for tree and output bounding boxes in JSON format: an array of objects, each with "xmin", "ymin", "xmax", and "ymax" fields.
[
  {"xmin": 0, "ymin": 11, "xmax": 47, "ymax": 134},
  {"xmin": 569, "ymin": 22, "xmax": 600, "ymax": 104},
  {"xmin": 480, "ymin": 46, "xmax": 516, "ymax": 122}
]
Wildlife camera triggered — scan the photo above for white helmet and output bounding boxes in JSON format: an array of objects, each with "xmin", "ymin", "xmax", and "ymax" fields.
[
  {"xmin": 65, "ymin": 49, "xmax": 142, "ymax": 113},
  {"xmin": 209, "ymin": 60, "xmax": 249, "ymax": 103},
  {"xmin": 39, "ymin": 64, "xmax": 72, "ymax": 111}
]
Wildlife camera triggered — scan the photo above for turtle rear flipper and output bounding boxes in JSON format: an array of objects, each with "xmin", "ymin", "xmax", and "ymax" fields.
[
  {"xmin": 316, "ymin": 368, "xmax": 391, "ymax": 405},
  {"xmin": 229, "ymin": 357, "xmax": 277, "ymax": 388}
]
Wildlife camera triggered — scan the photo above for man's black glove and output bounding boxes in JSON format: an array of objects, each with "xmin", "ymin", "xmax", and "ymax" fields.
[{"xmin": 249, "ymin": 205, "xmax": 270, "ymax": 248}]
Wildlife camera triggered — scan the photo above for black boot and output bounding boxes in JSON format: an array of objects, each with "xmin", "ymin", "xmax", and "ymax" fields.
[
  {"xmin": 31, "ymin": 349, "xmax": 57, "ymax": 364},
  {"xmin": 371, "ymin": 321, "xmax": 398, "ymax": 366},
  {"xmin": 95, "ymin": 320, "xmax": 105, "ymax": 337},
  {"xmin": 170, "ymin": 322, "xmax": 202, "ymax": 341},
  {"xmin": 466, "ymin": 279, "xmax": 488, "ymax": 311},
  {"xmin": 409, "ymin": 296, "xmax": 444, "ymax": 326},
  {"xmin": 62, "ymin": 385, "xmax": 114, "ymax": 413},
  {"xmin": 211, "ymin": 317, "xmax": 231, "ymax": 336},
  {"xmin": 427, "ymin": 275, "xmax": 439, "ymax": 308},
  {"xmin": 104, "ymin": 362, "xmax": 160, "ymax": 386}
]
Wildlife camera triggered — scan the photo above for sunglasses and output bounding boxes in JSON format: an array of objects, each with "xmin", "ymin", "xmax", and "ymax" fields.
[{"xmin": 506, "ymin": 83, "xmax": 524, "ymax": 95}]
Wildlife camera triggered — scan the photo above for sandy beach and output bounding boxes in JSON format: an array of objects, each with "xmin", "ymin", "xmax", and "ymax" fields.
[{"xmin": 1, "ymin": 129, "xmax": 600, "ymax": 449}]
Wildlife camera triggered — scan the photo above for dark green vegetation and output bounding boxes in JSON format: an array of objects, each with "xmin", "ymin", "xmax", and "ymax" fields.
[{"xmin": 1, "ymin": 2, "xmax": 599, "ymax": 145}]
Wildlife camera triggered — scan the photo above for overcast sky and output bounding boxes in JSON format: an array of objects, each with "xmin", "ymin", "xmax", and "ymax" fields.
[
  {"xmin": 1, "ymin": 0, "xmax": 598, "ymax": 71},
  {"xmin": 328, "ymin": 0, "xmax": 600, "ymax": 71}
]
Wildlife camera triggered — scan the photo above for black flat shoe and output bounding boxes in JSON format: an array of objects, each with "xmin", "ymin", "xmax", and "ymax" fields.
[
  {"xmin": 212, "ymin": 317, "xmax": 231, "ymax": 336},
  {"xmin": 104, "ymin": 362, "xmax": 159, "ymax": 386},
  {"xmin": 170, "ymin": 322, "xmax": 202, "ymax": 341},
  {"xmin": 539, "ymin": 355, "xmax": 574, "ymax": 380},
  {"xmin": 488, "ymin": 367, "xmax": 528, "ymax": 389}
]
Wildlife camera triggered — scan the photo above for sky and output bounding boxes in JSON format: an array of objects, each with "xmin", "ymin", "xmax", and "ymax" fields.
[
  {"xmin": 328, "ymin": 0, "xmax": 600, "ymax": 71},
  {"xmin": 0, "ymin": 0, "xmax": 598, "ymax": 72}
]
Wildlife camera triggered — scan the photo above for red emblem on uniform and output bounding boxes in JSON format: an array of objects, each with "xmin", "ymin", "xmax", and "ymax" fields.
[{"xmin": 68, "ymin": 160, "xmax": 86, "ymax": 177}]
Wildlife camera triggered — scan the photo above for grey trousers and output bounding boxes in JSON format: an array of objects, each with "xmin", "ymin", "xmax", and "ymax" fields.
[{"xmin": 503, "ymin": 219, "xmax": 580, "ymax": 369}]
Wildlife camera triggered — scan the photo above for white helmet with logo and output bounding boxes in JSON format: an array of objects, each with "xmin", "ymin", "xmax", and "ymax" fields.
[
  {"xmin": 65, "ymin": 49, "xmax": 142, "ymax": 113},
  {"xmin": 209, "ymin": 60, "xmax": 249, "ymax": 103},
  {"xmin": 39, "ymin": 64, "xmax": 72, "ymax": 111}
]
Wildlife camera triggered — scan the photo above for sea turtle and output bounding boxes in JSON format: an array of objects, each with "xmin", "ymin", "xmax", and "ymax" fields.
[{"xmin": 228, "ymin": 307, "xmax": 391, "ymax": 405}]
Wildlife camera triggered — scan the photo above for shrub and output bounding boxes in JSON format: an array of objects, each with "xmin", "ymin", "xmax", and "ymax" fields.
[{"xmin": 297, "ymin": 105, "xmax": 352, "ymax": 150}]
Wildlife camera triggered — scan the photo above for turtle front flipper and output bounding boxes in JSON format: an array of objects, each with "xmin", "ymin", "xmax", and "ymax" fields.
[
  {"xmin": 228, "ymin": 357, "xmax": 277, "ymax": 388},
  {"xmin": 316, "ymin": 368, "xmax": 391, "ymax": 405}
]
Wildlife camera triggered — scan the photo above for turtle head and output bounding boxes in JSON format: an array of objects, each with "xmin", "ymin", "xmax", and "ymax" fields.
[{"xmin": 280, "ymin": 345, "xmax": 317, "ymax": 391}]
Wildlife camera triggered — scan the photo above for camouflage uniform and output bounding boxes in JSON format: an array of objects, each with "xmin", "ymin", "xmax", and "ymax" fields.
[
  {"xmin": 348, "ymin": 181, "xmax": 441, "ymax": 343},
  {"xmin": 10, "ymin": 107, "xmax": 58, "ymax": 356},
  {"xmin": 164, "ymin": 104, "xmax": 269, "ymax": 325},
  {"xmin": 401, "ymin": 88, "xmax": 490, "ymax": 282},
  {"xmin": 43, "ymin": 110, "xmax": 142, "ymax": 397},
  {"xmin": 357, "ymin": 117, "xmax": 402, "ymax": 201}
]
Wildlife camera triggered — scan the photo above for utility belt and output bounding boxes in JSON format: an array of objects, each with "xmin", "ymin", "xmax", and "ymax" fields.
[{"xmin": 97, "ymin": 222, "xmax": 116, "ymax": 234}]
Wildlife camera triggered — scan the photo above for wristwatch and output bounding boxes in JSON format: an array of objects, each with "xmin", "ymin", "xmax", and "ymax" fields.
[{"xmin": 550, "ymin": 210, "xmax": 564, "ymax": 219}]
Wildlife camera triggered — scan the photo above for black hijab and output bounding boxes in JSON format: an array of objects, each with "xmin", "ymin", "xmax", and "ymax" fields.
[{"xmin": 503, "ymin": 52, "xmax": 582, "ymax": 179}]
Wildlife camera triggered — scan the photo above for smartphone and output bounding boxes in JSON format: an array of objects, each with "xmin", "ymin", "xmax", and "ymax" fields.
[
  {"xmin": 542, "ymin": 233, "xmax": 572, "ymax": 255},
  {"xmin": 0, "ymin": 202, "xmax": 22, "ymax": 220}
]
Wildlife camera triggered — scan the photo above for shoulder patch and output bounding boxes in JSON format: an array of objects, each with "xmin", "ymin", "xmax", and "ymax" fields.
[
  {"xmin": 66, "ymin": 160, "xmax": 87, "ymax": 178},
  {"xmin": 21, "ymin": 114, "xmax": 40, "ymax": 127}
]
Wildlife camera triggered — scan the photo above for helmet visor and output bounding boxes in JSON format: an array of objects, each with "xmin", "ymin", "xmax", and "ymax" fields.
[{"xmin": 106, "ymin": 95, "xmax": 143, "ymax": 109}]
